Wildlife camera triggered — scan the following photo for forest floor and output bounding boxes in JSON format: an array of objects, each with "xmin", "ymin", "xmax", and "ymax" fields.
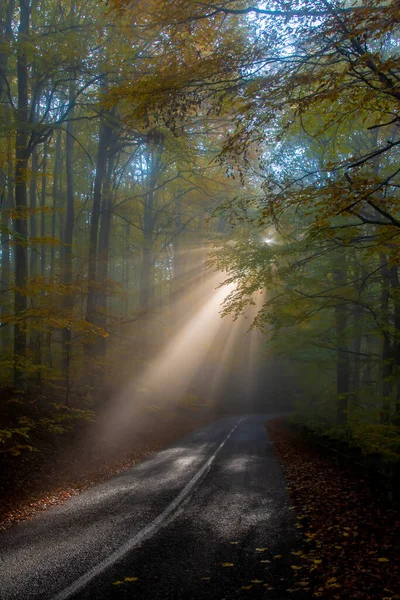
[
  {"xmin": 267, "ymin": 419, "xmax": 400, "ymax": 600},
  {"xmin": 0, "ymin": 413, "xmax": 212, "ymax": 531}
]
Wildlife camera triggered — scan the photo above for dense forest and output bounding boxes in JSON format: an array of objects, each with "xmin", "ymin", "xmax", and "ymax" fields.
[{"xmin": 1, "ymin": 0, "xmax": 400, "ymax": 471}]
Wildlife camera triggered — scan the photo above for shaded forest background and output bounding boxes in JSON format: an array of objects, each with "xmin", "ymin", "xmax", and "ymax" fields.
[{"xmin": 1, "ymin": 0, "xmax": 400, "ymax": 501}]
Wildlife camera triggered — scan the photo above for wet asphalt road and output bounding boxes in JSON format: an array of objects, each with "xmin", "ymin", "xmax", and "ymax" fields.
[{"xmin": 0, "ymin": 415, "xmax": 301, "ymax": 600}]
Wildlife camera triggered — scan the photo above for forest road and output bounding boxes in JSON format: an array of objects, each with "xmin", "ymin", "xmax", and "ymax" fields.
[{"xmin": 0, "ymin": 415, "xmax": 300, "ymax": 600}]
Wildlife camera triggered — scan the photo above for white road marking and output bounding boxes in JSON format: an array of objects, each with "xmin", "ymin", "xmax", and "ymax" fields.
[{"xmin": 53, "ymin": 418, "xmax": 244, "ymax": 600}]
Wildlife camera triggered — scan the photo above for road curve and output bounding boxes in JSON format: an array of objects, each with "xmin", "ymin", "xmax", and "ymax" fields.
[{"xmin": 0, "ymin": 415, "xmax": 299, "ymax": 600}]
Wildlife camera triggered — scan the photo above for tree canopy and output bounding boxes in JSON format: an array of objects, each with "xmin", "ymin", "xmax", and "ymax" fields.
[{"xmin": 1, "ymin": 0, "xmax": 400, "ymax": 462}]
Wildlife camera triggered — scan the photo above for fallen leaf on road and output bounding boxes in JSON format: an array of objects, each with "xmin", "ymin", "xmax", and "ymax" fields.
[{"xmin": 221, "ymin": 562, "xmax": 234, "ymax": 567}]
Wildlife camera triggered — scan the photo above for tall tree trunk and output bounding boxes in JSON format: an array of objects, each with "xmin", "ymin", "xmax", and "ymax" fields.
[
  {"xmin": 40, "ymin": 143, "xmax": 47, "ymax": 277},
  {"xmin": 85, "ymin": 118, "xmax": 112, "ymax": 345},
  {"xmin": 390, "ymin": 265, "xmax": 400, "ymax": 423},
  {"xmin": 0, "ymin": 140, "xmax": 13, "ymax": 352},
  {"xmin": 379, "ymin": 253, "xmax": 393, "ymax": 423},
  {"xmin": 121, "ymin": 223, "xmax": 130, "ymax": 314},
  {"xmin": 333, "ymin": 253, "xmax": 350, "ymax": 425},
  {"xmin": 96, "ymin": 150, "xmax": 115, "ymax": 357},
  {"xmin": 0, "ymin": 0, "xmax": 15, "ymax": 112},
  {"xmin": 0, "ymin": 0, "xmax": 15, "ymax": 196},
  {"xmin": 139, "ymin": 143, "xmax": 163, "ymax": 310},
  {"xmin": 0, "ymin": 0, "xmax": 15, "ymax": 354},
  {"xmin": 61, "ymin": 78, "xmax": 76, "ymax": 403},
  {"xmin": 351, "ymin": 264, "xmax": 365, "ymax": 404},
  {"xmin": 13, "ymin": 0, "xmax": 30, "ymax": 387},
  {"xmin": 172, "ymin": 195, "xmax": 185, "ymax": 295},
  {"xmin": 29, "ymin": 146, "xmax": 38, "ymax": 276},
  {"xmin": 50, "ymin": 130, "xmax": 61, "ymax": 283}
]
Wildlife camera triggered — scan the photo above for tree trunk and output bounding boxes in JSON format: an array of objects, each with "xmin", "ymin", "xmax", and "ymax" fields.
[
  {"xmin": 390, "ymin": 265, "xmax": 400, "ymax": 423},
  {"xmin": 333, "ymin": 254, "xmax": 350, "ymax": 425},
  {"xmin": 61, "ymin": 77, "xmax": 76, "ymax": 403},
  {"xmin": 40, "ymin": 143, "xmax": 47, "ymax": 277},
  {"xmin": 121, "ymin": 224, "xmax": 130, "ymax": 314},
  {"xmin": 351, "ymin": 264, "xmax": 365, "ymax": 405},
  {"xmin": 0, "ymin": 0, "xmax": 15, "ymax": 354},
  {"xmin": 50, "ymin": 130, "xmax": 62, "ymax": 284},
  {"xmin": 139, "ymin": 144, "xmax": 163, "ymax": 310},
  {"xmin": 13, "ymin": 0, "xmax": 30, "ymax": 387},
  {"xmin": 85, "ymin": 118, "xmax": 112, "ymax": 343},
  {"xmin": 0, "ymin": 139, "xmax": 13, "ymax": 352},
  {"xmin": 29, "ymin": 146, "xmax": 38, "ymax": 276},
  {"xmin": 0, "ymin": 0, "xmax": 15, "ymax": 109},
  {"xmin": 379, "ymin": 253, "xmax": 393, "ymax": 423},
  {"xmin": 96, "ymin": 149, "xmax": 115, "ymax": 357}
]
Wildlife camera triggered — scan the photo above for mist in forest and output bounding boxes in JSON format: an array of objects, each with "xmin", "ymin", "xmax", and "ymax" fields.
[{"xmin": 90, "ymin": 248, "xmax": 293, "ymax": 459}]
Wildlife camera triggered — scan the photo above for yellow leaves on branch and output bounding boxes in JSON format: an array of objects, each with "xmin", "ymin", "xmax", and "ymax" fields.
[
  {"xmin": 7, "ymin": 206, "xmax": 60, "ymax": 219},
  {"xmin": 0, "ymin": 305, "xmax": 108, "ymax": 338}
]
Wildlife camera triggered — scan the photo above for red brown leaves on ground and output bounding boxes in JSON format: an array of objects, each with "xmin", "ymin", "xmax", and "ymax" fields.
[
  {"xmin": 0, "ymin": 448, "xmax": 156, "ymax": 531},
  {"xmin": 267, "ymin": 419, "xmax": 400, "ymax": 600},
  {"xmin": 0, "ymin": 416, "xmax": 210, "ymax": 531}
]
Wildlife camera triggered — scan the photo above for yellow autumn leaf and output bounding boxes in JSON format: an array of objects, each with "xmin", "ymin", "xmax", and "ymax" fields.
[
  {"xmin": 112, "ymin": 581, "xmax": 124, "ymax": 586},
  {"xmin": 260, "ymin": 559, "xmax": 271, "ymax": 563},
  {"xmin": 255, "ymin": 547, "xmax": 268, "ymax": 552},
  {"xmin": 230, "ymin": 541, "xmax": 239, "ymax": 545},
  {"xmin": 274, "ymin": 555, "xmax": 282, "ymax": 559},
  {"xmin": 313, "ymin": 559, "xmax": 322, "ymax": 565},
  {"xmin": 378, "ymin": 558, "xmax": 390, "ymax": 562},
  {"xmin": 291, "ymin": 565, "xmax": 302, "ymax": 570},
  {"xmin": 250, "ymin": 579, "xmax": 263, "ymax": 583},
  {"xmin": 124, "ymin": 577, "xmax": 138, "ymax": 582},
  {"xmin": 240, "ymin": 586, "xmax": 253, "ymax": 590},
  {"xmin": 222, "ymin": 562, "xmax": 234, "ymax": 567}
]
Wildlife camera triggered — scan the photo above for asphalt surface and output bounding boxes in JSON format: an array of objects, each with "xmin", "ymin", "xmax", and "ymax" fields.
[{"xmin": 0, "ymin": 415, "xmax": 301, "ymax": 600}]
